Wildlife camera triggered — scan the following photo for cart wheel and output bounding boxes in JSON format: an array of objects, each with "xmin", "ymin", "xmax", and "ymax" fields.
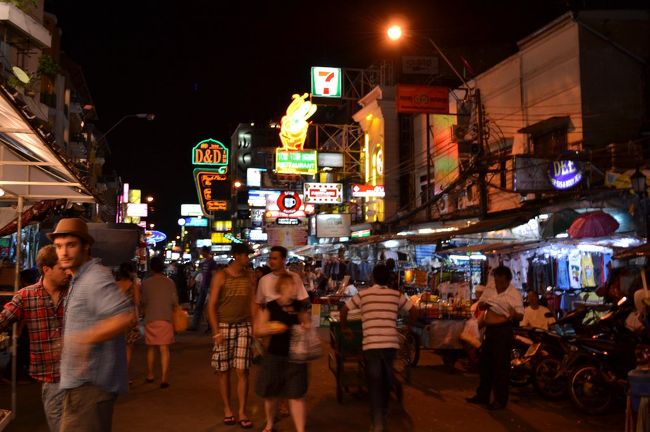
[{"xmin": 402, "ymin": 331, "xmax": 420, "ymax": 367}]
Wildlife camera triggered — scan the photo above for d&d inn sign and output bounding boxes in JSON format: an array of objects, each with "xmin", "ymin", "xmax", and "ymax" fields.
[
  {"xmin": 549, "ymin": 159, "xmax": 583, "ymax": 190},
  {"xmin": 193, "ymin": 138, "xmax": 229, "ymax": 168}
]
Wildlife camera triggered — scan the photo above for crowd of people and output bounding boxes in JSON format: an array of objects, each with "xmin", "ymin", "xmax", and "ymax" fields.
[{"xmin": 4, "ymin": 216, "xmax": 636, "ymax": 431}]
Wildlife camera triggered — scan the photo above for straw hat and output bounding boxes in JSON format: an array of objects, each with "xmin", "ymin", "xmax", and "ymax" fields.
[{"xmin": 47, "ymin": 218, "xmax": 94, "ymax": 245}]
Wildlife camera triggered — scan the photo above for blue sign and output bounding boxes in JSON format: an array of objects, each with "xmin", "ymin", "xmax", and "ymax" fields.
[
  {"xmin": 178, "ymin": 217, "xmax": 208, "ymax": 227},
  {"xmin": 146, "ymin": 230, "xmax": 167, "ymax": 245},
  {"xmin": 549, "ymin": 160, "xmax": 582, "ymax": 190}
]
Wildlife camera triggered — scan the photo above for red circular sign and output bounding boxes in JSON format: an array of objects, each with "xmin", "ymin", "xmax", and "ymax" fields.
[{"xmin": 277, "ymin": 191, "xmax": 301, "ymax": 214}]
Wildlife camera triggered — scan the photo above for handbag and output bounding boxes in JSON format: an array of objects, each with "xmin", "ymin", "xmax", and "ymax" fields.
[
  {"xmin": 289, "ymin": 324, "xmax": 323, "ymax": 363},
  {"xmin": 172, "ymin": 307, "xmax": 189, "ymax": 332}
]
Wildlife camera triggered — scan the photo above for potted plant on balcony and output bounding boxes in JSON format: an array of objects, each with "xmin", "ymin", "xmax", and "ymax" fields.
[
  {"xmin": 37, "ymin": 54, "xmax": 59, "ymax": 79},
  {"xmin": 0, "ymin": 0, "xmax": 38, "ymax": 13}
]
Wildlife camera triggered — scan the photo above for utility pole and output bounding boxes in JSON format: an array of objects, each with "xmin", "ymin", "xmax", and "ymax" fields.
[
  {"xmin": 426, "ymin": 113, "xmax": 432, "ymax": 220},
  {"xmin": 476, "ymin": 89, "xmax": 488, "ymax": 218}
]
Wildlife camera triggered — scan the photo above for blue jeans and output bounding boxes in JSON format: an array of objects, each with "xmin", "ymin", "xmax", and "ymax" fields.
[
  {"xmin": 364, "ymin": 348, "xmax": 396, "ymax": 432},
  {"xmin": 42, "ymin": 382, "xmax": 65, "ymax": 432},
  {"xmin": 191, "ymin": 287, "xmax": 208, "ymax": 329}
]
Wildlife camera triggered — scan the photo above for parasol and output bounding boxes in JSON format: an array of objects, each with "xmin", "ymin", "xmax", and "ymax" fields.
[
  {"xmin": 567, "ymin": 211, "xmax": 619, "ymax": 239},
  {"xmin": 541, "ymin": 208, "xmax": 580, "ymax": 238}
]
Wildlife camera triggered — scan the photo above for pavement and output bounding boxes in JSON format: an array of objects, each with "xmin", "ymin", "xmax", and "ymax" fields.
[{"xmin": 0, "ymin": 327, "xmax": 624, "ymax": 432}]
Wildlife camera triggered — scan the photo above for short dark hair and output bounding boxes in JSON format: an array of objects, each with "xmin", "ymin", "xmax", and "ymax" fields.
[
  {"xmin": 36, "ymin": 245, "xmax": 58, "ymax": 275},
  {"xmin": 201, "ymin": 245, "xmax": 211, "ymax": 253},
  {"xmin": 117, "ymin": 261, "xmax": 136, "ymax": 281},
  {"xmin": 150, "ymin": 256, "xmax": 165, "ymax": 273},
  {"xmin": 232, "ymin": 242, "xmax": 253, "ymax": 256},
  {"xmin": 372, "ymin": 263, "xmax": 391, "ymax": 285},
  {"xmin": 270, "ymin": 246, "xmax": 288, "ymax": 259},
  {"xmin": 493, "ymin": 265, "xmax": 512, "ymax": 281}
]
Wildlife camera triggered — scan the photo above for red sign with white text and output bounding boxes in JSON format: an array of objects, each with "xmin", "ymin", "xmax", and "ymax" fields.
[{"xmin": 304, "ymin": 183, "xmax": 343, "ymax": 204}]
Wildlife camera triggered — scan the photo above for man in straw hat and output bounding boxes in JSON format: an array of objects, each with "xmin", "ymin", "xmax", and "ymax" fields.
[{"xmin": 48, "ymin": 218, "xmax": 134, "ymax": 431}]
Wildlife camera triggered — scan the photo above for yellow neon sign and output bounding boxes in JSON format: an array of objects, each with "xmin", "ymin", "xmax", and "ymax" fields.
[{"xmin": 279, "ymin": 93, "xmax": 317, "ymax": 151}]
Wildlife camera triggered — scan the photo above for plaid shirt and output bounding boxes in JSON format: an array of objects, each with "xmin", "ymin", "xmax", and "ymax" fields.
[{"xmin": 0, "ymin": 281, "xmax": 66, "ymax": 383}]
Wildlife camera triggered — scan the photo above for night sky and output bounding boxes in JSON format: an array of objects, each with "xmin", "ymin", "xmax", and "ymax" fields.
[{"xmin": 42, "ymin": 0, "xmax": 638, "ymax": 237}]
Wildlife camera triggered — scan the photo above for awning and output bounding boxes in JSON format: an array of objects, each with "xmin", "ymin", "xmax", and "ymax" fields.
[
  {"xmin": 613, "ymin": 243, "xmax": 650, "ymax": 260},
  {"xmin": 0, "ymin": 199, "xmax": 65, "ymax": 237},
  {"xmin": 0, "ymin": 84, "xmax": 96, "ymax": 203}
]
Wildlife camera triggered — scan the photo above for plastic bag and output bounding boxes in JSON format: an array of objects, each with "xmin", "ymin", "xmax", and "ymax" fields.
[{"xmin": 289, "ymin": 324, "xmax": 323, "ymax": 363}]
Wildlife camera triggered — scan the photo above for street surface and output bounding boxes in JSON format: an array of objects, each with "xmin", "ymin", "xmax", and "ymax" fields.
[{"xmin": 1, "ymin": 329, "xmax": 623, "ymax": 431}]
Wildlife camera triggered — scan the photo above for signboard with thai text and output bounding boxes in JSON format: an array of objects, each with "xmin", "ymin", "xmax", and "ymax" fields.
[
  {"xmin": 275, "ymin": 149, "xmax": 318, "ymax": 175},
  {"xmin": 316, "ymin": 214, "xmax": 351, "ymax": 238},
  {"xmin": 304, "ymin": 183, "xmax": 343, "ymax": 204},
  {"xmin": 265, "ymin": 226, "xmax": 308, "ymax": 247},
  {"xmin": 396, "ymin": 85, "xmax": 449, "ymax": 114}
]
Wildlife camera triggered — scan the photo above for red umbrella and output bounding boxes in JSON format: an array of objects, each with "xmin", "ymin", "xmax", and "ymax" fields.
[{"xmin": 568, "ymin": 211, "xmax": 619, "ymax": 239}]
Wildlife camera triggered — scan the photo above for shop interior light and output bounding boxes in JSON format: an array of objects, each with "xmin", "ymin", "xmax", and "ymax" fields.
[
  {"xmin": 555, "ymin": 233, "xmax": 569, "ymax": 238},
  {"xmin": 397, "ymin": 230, "xmax": 415, "ymax": 236},
  {"xmin": 577, "ymin": 244, "xmax": 611, "ymax": 254},
  {"xmin": 538, "ymin": 214, "xmax": 550, "ymax": 222},
  {"xmin": 383, "ymin": 240, "xmax": 401, "ymax": 248},
  {"xmin": 0, "ymin": 188, "xmax": 5, "ymax": 197}
]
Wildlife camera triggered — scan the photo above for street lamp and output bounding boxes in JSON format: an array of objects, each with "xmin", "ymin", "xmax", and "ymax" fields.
[
  {"xmin": 386, "ymin": 23, "xmax": 470, "ymax": 90},
  {"xmin": 94, "ymin": 113, "xmax": 156, "ymax": 144},
  {"xmin": 146, "ymin": 196, "xmax": 154, "ymax": 203}
]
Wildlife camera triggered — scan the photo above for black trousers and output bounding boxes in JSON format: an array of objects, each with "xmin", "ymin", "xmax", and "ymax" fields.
[{"xmin": 476, "ymin": 324, "xmax": 513, "ymax": 405}]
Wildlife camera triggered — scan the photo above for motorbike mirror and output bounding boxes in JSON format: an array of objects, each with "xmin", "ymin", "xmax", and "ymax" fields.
[{"xmin": 617, "ymin": 297, "xmax": 627, "ymax": 307}]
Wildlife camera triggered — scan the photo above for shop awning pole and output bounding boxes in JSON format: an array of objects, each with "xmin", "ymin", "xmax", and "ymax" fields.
[{"xmin": 10, "ymin": 195, "xmax": 23, "ymax": 420}]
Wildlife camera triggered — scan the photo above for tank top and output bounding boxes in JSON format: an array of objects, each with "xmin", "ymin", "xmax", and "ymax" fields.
[{"xmin": 216, "ymin": 271, "xmax": 252, "ymax": 324}]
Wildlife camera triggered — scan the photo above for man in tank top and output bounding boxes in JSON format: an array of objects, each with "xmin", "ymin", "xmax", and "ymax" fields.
[{"xmin": 208, "ymin": 242, "xmax": 256, "ymax": 429}]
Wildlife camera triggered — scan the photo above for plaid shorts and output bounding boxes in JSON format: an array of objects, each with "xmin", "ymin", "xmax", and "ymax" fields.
[{"xmin": 211, "ymin": 322, "xmax": 253, "ymax": 372}]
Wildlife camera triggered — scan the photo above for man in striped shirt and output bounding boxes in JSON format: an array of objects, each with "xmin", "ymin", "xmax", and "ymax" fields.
[{"xmin": 340, "ymin": 263, "xmax": 416, "ymax": 432}]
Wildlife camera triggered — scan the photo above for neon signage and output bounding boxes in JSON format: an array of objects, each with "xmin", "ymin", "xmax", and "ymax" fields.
[
  {"xmin": 275, "ymin": 150, "xmax": 317, "ymax": 175},
  {"xmin": 145, "ymin": 230, "xmax": 167, "ymax": 245},
  {"xmin": 194, "ymin": 168, "xmax": 230, "ymax": 214},
  {"xmin": 304, "ymin": 183, "xmax": 343, "ymax": 204},
  {"xmin": 549, "ymin": 160, "xmax": 582, "ymax": 190},
  {"xmin": 351, "ymin": 184, "xmax": 385, "ymax": 198},
  {"xmin": 192, "ymin": 138, "xmax": 229, "ymax": 169},
  {"xmin": 277, "ymin": 191, "xmax": 302, "ymax": 214},
  {"xmin": 279, "ymin": 93, "xmax": 317, "ymax": 151}
]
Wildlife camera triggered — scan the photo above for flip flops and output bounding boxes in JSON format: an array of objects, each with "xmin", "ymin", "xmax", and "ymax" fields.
[
  {"xmin": 223, "ymin": 416, "xmax": 236, "ymax": 425},
  {"xmin": 238, "ymin": 418, "xmax": 253, "ymax": 429}
]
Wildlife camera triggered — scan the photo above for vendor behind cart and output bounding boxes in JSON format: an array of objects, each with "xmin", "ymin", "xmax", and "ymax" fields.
[{"xmin": 339, "ymin": 263, "xmax": 417, "ymax": 432}]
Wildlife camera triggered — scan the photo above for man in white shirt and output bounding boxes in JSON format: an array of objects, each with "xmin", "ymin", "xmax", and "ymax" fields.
[
  {"xmin": 520, "ymin": 290, "xmax": 555, "ymax": 330},
  {"xmin": 255, "ymin": 246, "xmax": 309, "ymax": 306},
  {"xmin": 466, "ymin": 265, "xmax": 523, "ymax": 411}
]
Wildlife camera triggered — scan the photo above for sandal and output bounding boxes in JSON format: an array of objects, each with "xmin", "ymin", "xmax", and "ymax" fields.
[
  {"xmin": 223, "ymin": 416, "xmax": 236, "ymax": 426},
  {"xmin": 239, "ymin": 418, "xmax": 253, "ymax": 429}
]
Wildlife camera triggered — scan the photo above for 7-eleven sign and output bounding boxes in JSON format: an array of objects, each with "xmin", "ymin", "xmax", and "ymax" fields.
[{"xmin": 311, "ymin": 66, "xmax": 342, "ymax": 98}]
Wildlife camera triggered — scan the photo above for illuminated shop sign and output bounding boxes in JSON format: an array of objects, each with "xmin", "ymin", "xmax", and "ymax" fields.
[
  {"xmin": 549, "ymin": 160, "xmax": 582, "ymax": 190},
  {"xmin": 396, "ymin": 84, "xmax": 449, "ymax": 114},
  {"xmin": 247, "ymin": 168, "xmax": 266, "ymax": 188},
  {"xmin": 316, "ymin": 214, "xmax": 351, "ymax": 238},
  {"xmin": 126, "ymin": 203, "xmax": 148, "ymax": 217},
  {"xmin": 248, "ymin": 190, "xmax": 280, "ymax": 208},
  {"xmin": 194, "ymin": 168, "xmax": 230, "ymax": 214},
  {"xmin": 181, "ymin": 204, "xmax": 204, "ymax": 217},
  {"xmin": 192, "ymin": 138, "xmax": 229, "ymax": 168},
  {"xmin": 277, "ymin": 191, "xmax": 302, "ymax": 214},
  {"xmin": 177, "ymin": 217, "xmax": 208, "ymax": 227},
  {"xmin": 275, "ymin": 149, "xmax": 318, "ymax": 175},
  {"xmin": 318, "ymin": 152, "xmax": 344, "ymax": 168},
  {"xmin": 304, "ymin": 183, "xmax": 343, "ymax": 204},
  {"xmin": 351, "ymin": 184, "xmax": 385, "ymax": 198},
  {"xmin": 279, "ymin": 93, "xmax": 317, "ymax": 151},
  {"xmin": 249, "ymin": 228, "xmax": 268, "ymax": 242},
  {"xmin": 351, "ymin": 229, "xmax": 371, "ymax": 238},
  {"xmin": 145, "ymin": 230, "xmax": 167, "ymax": 245},
  {"xmin": 277, "ymin": 217, "xmax": 301, "ymax": 225},
  {"xmin": 311, "ymin": 66, "xmax": 342, "ymax": 98},
  {"xmin": 196, "ymin": 239, "xmax": 212, "ymax": 248},
  {"xmin": 211, "ymin": 232, "xmax": 232, "ymax": 244}
]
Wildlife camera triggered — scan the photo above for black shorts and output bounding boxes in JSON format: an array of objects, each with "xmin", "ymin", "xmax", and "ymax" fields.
[{"xmin": 255, "ymin": 354, "xmax": 308, "ymax": 399}]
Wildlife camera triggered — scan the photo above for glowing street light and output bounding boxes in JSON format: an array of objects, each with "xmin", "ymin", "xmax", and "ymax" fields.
[
  {"xmin": 387, "ymin": 24, "xmax": 402, "ymax": 41},
  {"xmin": 386, "ymin": 21, "xmax": 470, "ymax": 90},
  {"xmin": 149, "ymin": 223, "xmax": 155, "ymax": 229},
  {"xmin": 233, "ymin": 180, "xmax": 243, "ymax": 189},
  {"xmin": 146, "ymin": 196, "xmax": 154, "ymax": 203}
]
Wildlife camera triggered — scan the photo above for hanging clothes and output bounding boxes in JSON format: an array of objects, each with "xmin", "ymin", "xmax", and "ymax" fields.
[
  {"xmin": 569, "ymin": 252, "xmax": 582, "ymax": 289},
  {"xmin": 556, "ymin": 256, "xmax": 571, "ymax": 290},
  {"xmin": 580, "ymin": 253, "xmax": 596, "ymax": 288}
]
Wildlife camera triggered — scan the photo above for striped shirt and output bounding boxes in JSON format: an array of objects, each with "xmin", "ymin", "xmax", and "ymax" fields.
[{"xmin": 345, "ymin": 284, "xmax": 413, "ymax": 350}]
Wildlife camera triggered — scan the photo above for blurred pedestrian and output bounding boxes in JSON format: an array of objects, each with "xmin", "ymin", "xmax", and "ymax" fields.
[
  {"xmin": 255, "ymin": 273, "xmax": 311, "ymax": 432},
  {"xmin": 141, "ymin": 256, "xmax": 178, "ymax": 388},
  {"xmin": 208, "ymin": 243, "xmax": 256, "ymax": 428},
  {"xmin": 0, "ymin": 245, "xmax": 70, "ymax": 431},
  {"xmin": 50, "ymin": 218, "xmax": 134, "ymax": 431},
  {"xmin": 114, "ymin": 262, "xmax": 141, "ymax": 378},
  {"xmin": 339, "ymin": 263, "xmax": 416, "ymax": 432},
  {"xmin": 189, "ymin": 246, "xmax": 217, "ymax": 331}
]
